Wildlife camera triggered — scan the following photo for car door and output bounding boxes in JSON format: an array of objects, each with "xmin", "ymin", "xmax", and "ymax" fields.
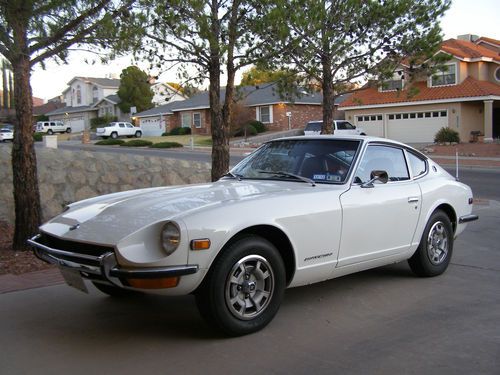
[
  {"xmin": 125, "ymin": 123, "xmax": 135, "ymax": 135},
  {"xmin": 337, "ymin": 143, "xmax": 421, "ymax": 267}
]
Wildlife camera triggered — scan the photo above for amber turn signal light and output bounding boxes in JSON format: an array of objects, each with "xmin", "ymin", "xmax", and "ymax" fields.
[
  {"xmin": 127, "ymin": 277, "xmax": 179, "ymax": 289},
  {"xmin": 190, "ymin": 238, "xmax": 211, "ymax": 250}
]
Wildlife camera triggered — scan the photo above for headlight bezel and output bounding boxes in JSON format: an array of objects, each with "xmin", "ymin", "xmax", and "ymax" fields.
[{"xmin": 160, "ymin": 221, "xmax": 181, "ymax": 256}]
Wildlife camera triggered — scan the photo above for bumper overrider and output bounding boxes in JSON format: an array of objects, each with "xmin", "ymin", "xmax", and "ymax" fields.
[{"xmin": 28, "ymin": 234, "xmax": 198, "ymax": 290}]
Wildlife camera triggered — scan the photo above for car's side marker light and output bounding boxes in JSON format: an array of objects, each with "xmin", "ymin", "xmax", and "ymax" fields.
[
  {"xmin": 127, "ymin": 277, "xmax": 179, "ymax": 289},
  {"xmin": 191, "ymin": 239, "xmax": 211, "ymax": 250}
]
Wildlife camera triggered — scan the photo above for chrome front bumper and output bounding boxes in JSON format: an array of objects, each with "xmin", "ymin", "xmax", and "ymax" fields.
[{"xmin": 28, "ymin": 234, "xmax": 198, "ymax": 287}]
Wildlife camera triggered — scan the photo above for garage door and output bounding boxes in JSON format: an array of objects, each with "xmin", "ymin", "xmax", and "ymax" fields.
[
  {"xmin": 355, "ymin": 114, "xmax": 384, "ymax": 137},
  {"xmin": 67, "ymin": 117, "xmax": 84, "ymax": 132},
  {"xmin": 387, "ymin": 110, "xmax": 448, "ymax": 143},
  {"xmin": 140, "ymin": 116, "xmax": 164, "ymax": 136}
]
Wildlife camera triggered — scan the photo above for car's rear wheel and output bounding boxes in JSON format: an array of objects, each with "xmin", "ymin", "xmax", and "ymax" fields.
[
  {"xmin": 195, "ymin": 235, "xmax": 286, "ymax": 336},
  {"xmin": 110, "ymin": 132, "xmax": 118, "ymax": 139},
  {"xmin": 135, "ymin": 131, "xmax": 142, "ymax": 138},
  {"xmin": 408, "ymin": 210, "xmax": 453, "ymax": 277},
  {"xmin": 47, "ymin": 129, "xmax": 53, "ymax": 135},
  {"xmin": 92, "ymin": 281, "xmax": 139, "ymax": 297}
]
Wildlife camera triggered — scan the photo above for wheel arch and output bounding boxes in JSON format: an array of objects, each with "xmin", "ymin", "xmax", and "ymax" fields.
[
  {"xmin": 216, "ymin": 225, "xmax": 296, "ymax": 286},
  {"xmin": 433, "ymin": 203, "xmax": 457, "ymax": 234}
]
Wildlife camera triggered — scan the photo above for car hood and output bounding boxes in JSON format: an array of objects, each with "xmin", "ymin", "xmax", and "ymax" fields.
[{"xmin": 40, "ymin": 180, "xmax": 314, "ymax": 245}]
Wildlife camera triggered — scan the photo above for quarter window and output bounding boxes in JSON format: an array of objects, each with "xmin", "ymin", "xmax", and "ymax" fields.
[{"xmin": 407, "ymin": 151, "xmax": 427, "ymax": 178}]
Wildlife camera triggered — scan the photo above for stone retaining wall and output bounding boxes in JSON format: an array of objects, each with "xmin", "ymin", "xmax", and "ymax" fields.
[{"xmin": 0, "ymin": 147, "xmax": 211, "ymax": 223}]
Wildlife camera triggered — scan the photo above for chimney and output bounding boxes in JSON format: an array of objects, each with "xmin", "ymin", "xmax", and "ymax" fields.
[{"xmin": 457, "ymin": 34, "xmax": 480, "ymax": 42}]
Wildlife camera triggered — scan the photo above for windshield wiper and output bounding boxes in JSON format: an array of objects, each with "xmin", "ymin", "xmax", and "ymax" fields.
[
  {"xmin": 257, "ymin": 170, "xmax": 315, "ymax": 186},
  {"xmin": 223, "ymin": 172, "xmax": 242, "ymax": 181}
]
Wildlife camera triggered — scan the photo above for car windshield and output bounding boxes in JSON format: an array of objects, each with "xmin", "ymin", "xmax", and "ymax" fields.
[
  {"xmin": 231, "ymin": 139, "xmax": 361, "ymax": 184},
  {"xmin": 305, "ymin": 122, "xmax": 322, "ymax": 132}
]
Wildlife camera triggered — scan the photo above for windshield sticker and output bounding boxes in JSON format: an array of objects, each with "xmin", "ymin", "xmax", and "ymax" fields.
[
  {"xmin": 313, "ymin": 174, "xmax": 342, "ymax": 182},
  {"xmin": 313, "ymin": 174, "xmax": 327, "ymax": 180}
]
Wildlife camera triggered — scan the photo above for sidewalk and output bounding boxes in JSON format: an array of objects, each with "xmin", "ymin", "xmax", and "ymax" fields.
[{"xmin": 0, "ymin": 267, "xmax": 63, "ymax": 294}]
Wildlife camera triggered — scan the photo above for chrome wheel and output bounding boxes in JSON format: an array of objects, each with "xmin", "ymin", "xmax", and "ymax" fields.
[
  {"xmin": 225, "ymin": 255, "xmax": 275, "ymax": 320},
  {"xmin": 427, "ymin": 221, "xmax": 449, "ymax": 265}
]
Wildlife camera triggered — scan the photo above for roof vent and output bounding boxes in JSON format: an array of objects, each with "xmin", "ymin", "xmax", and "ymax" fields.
[{"xmin": 457, "ymin": 34, "xmax": 479, "ymax": 42}]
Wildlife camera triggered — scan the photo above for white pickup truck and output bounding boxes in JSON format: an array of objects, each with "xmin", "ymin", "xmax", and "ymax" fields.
[
  {"xmin": 96, "ymin": 122, "xmax": 142, "ymax": 139},
  {"xmin": 304, "ymin": 120, "xmax": 366, "ymax": 136}
]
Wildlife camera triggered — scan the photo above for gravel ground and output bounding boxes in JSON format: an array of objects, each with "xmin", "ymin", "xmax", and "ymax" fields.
[{"xmin": 0, "ymin": 221, "xmax": 54, "ymax": 275}]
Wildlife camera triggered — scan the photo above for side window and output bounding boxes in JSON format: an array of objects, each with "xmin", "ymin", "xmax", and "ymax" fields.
[
  {"xmin": 407, "ymin": 151, "xmax": 427, "ymax": 178},
  {"xmin": 119, "ymin": 123, "xmax": 125, "ymax": 128},
  {"xmin": 355, "ymin": 145, "xmax": 410, "ymax": 183},
  {"xmin": 126, "ymin": 124, "xmax": 133, "ymax": 128},
  {"xmin": 342, "ymin": 121, "xmax": 355, "ymax": 129},
  {"xmin": 50, "ymin": 122, "xmax": 55, "ymax": 127},
  {"xmin": 337, "ymin": 122, "xmax": 346, "ymax": 130}
]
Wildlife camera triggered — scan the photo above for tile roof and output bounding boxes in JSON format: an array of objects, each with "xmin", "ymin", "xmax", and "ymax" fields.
[
  {"xmin": 33, "ymin": 101, "xmax": 65, "ymax": 115},
  {"xmin": 134, "ymin": 101, "xmax": 181, "ymax": 117},
  {"xmin": 340, "ymin": 77, "xmax": 500, "ymax": 108},
  {"xmin": 46, "ymin": 105, "xmax": 97, "ymax": 116},
  {"xmin": 476, "ymin": 36, "xmax": 500, "ymax": 47},
  {"xmin": 441, "ymin": 39, "xmax": 500, "ymax": 62}
]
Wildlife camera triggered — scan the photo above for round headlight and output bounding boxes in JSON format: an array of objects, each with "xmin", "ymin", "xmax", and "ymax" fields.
[{"xmin": 161, "ymin": 222, "xmax": 180, "ymax": 256}]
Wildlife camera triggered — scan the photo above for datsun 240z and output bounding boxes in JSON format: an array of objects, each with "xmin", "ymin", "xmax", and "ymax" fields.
[{"xmin": 29, "ymin": 135, "xmax": 478, "ymax": 336}]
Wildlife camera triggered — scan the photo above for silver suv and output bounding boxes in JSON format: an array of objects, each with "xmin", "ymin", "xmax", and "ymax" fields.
[{"xmin": 36, "ymin": 121, "xmax": 71, "ymax": 134}]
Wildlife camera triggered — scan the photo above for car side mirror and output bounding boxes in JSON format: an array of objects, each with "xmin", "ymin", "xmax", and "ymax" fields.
[{"xmin": 361, "ymin": 170, "xmax": 389, "ymax": 188}]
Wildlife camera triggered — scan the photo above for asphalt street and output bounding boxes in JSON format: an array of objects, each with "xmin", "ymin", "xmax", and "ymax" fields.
[{"xmin": 1, "ymin": 202, "xmax": 499, "ymax": 374}]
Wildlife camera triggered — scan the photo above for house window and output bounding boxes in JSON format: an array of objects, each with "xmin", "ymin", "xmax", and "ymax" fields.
[
  {"xmin": 431, "ymin": 63, "xmax": 457, "ymax": 87},
  {"xmin": 76, "ymin": 85, "xmax": 82, "ymax": 104},
  {"xmin": 257, "ymin": 106, "xmax": 272, "ymax": 123},
  {"xmin": 380, "ymin": 70, "xmax": 404, "ymax": 92},
  {"xmin": 92, "ymin": 86, "xmax": 99, "ymax": 103},
  {"xmin": 193, "ymin": 113, "xmax": 201, "ymax": 128},
  {"xmin": 181, "ymin": 112, "xmax": 191, "ymax": 128},
  {"xmin": 496, "ymin": 67, "xmax": 500, "ymax": 82}
]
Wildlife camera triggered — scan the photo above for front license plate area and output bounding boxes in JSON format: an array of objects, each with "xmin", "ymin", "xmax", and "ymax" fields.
[{"xmin": 59, "ymin": 267, "xmax": 88, "ymax": 294}]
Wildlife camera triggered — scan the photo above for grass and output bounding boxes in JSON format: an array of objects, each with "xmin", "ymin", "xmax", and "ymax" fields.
[{"xmin": 141, "ymin": 135, "xmax": 212, "ymax": 146}]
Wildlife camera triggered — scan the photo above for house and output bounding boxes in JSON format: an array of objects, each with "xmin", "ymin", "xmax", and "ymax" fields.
[
  {"xmin": 340, "ymin": 35, "xmax": 500, "ymax": 143},
  {"xmin": 46, "ymin": 76, "xmax": 121, "ymax": 131},
  {"xmin": 150, "ymin": 82, "xmax": 187, "ymax": 105},
  {"xmin": 134, "ymin": 84, "xmax": 346, "ymax": 136}
]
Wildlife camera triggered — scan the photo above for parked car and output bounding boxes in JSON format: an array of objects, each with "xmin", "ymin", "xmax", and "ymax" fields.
[
  {"xmin": 29, "ymin": 135, "xmax": 477, "ymax": 336},
  {"xmin": 304, "ymin": 120, "xmax": 366, "ymax": 136},
  {"xmin": 35, "ymin": 121, "xmax": 71, "ymax": 134},
  {"xmin": 96, "ymin": 122, "xmax": 142, "ymax": 139},
  {"xmin": 0, "ymin": 128, "xmax": 14, "ymax": 142}
]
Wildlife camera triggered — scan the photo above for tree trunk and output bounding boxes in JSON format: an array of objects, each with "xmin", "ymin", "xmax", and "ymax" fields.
[
  {"xmin": 208, "ymin": 0, "xmax": 228, "ymax": 182},
  {"xmin": 9, "ymin": 72, "xmax": 14, "ymax": 108},
  {"xmin": 321, "ymin": 58, "xmax": 335, "ymax": 134},
  {"xmin": 11, "ymin": 25, "xmax": 42, "ymax": 250},
  {"xmin": 2, "ymin": 63, "xmax": 8, "ymax": 109}
]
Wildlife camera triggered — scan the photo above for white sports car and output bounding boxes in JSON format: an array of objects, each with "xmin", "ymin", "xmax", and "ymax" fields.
[{"xmin": 29, "ymin": 135, "xmax": 478, "ymax": 335}]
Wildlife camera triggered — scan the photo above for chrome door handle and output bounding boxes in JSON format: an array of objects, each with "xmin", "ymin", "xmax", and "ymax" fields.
[{"xmin": 408, "ymin": 197, "xmax": 420, "ymax": 203}]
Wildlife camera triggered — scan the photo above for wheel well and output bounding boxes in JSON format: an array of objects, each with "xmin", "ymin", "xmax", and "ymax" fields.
[
  {"xmin": 222, "ymin": 225, "xmax": 296, "ymax": 285},
  {"xmin": 435, "ymin": 203, "xmax": 457, "ymax": 233}
]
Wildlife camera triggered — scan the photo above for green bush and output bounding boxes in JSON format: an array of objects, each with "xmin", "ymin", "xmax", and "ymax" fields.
[
  {"xmin": 33, "ymin": 132, "xmax": 43, "ymax": 142},
  {"xmin": 434, "ymin": 127, "xmax": 460, "ymax": 143},
  {"xmin": 95, "ymin": 139, "xmax": 125, "ymax": 146},
  {"xmin": 90, "ymin": 115, "xmax": 118, "ymax": 129},
  {"xmin": 233, "ymin": 124, "xmax": 257, "ymax": 137},
  {"xmin": 120, "ymin": 139, "xmax": 153, "ymax": 147},
  {"xmin": 150, "ymin": 142, "xmax": 184, "ymax": 149},
  {"xmin": 161, "ymin": 132, "xmax": 169, "ymax": 136},
  {"xmin": 248, "ymin": 120, "xmax": 267, "ymax": 133},
  {"xmin": 169, "ymin": 127, "xmax": 191, "ymax": 135}
]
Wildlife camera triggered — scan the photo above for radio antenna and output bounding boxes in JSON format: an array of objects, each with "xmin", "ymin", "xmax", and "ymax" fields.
[{"xmin": 455, "ymin": 149, "xmax": 459, "ymax": 181}]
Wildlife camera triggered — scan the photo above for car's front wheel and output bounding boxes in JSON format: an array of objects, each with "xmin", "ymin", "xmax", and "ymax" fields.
[
  {"xmin": 66, "ymin": 128, "xmax": 71, "ymax": 133},
  {"xmin": 196, "ymin": 235, "xmax": 286, "ymax": 336},
  {"xmin": 408, "ymin": 210, "xmax": 453, "ymax": 277},
  {"xmin": 47, "ymin": 129, "xmax": 53, "ymax": 135},
  {"xmin": 135, "ymin": 131, "xmax": 142, "ymax": 138}
]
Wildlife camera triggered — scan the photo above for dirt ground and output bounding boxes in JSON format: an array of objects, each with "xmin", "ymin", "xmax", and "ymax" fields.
[
  {"xmin": 427, "ymin": 142, "xmax": 500, "ymax": 157},
  {"xmin": 0, "ymin": 221, "xmax": 54, "ymax": 275}
]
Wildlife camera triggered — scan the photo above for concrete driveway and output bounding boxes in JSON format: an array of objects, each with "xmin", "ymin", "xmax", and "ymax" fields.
[{"xmin": 1, "ymin": 202, "xmax": 499, "ymax": 374}]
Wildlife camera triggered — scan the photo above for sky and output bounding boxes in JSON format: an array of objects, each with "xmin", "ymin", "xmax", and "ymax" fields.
[{"xmin": 29, "ymin": 0, "xmax": 499, "ymax": 101}]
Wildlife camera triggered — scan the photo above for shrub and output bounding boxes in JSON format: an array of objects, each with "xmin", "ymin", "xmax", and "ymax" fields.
[
  {"xmin": 120, "ymin": 139, "xmax": 153, "ymax": 147},
  {"xmin": 248, "ymin": 120, "xmax": 267, "ymax": 133},
  {"xmin": 233, "ymin": 124, "xmax": 257, "ymax": 137},
  {"xmin": 33, "ymin": 132, "xmax": 43, "ymax": 142},
  {"xmin": 90, "ymin": 115, "xmax": 118, "ymax": 129},
  {"xmin": 434, "ymin": 127, "xmax": 460, "ymax": 143},
  {"xmin": 150, "ymin": 141, "xmax": 184, "ymax": 149},
  {"xmin": 161, "ymin": 132, "xmax": 169, "ymax": 136},
  {"xmin": 95, "ymin": 139, "xmax": 125, "ymax": 146},
  {"xmin": 169, "ymin": 127, "xmax": 191, "ymax": 135}
]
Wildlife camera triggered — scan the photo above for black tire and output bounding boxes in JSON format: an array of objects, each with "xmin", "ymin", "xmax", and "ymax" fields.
[
  {"xmin": 360, "ymin": 133, "xmax": 366, "ymax": 136},
  {"xmin": 195, "ymin": 235, "xmax": 286, "ymax": 336},
  {"xmin": 408, "ymin": 210, "xmax": 453, "ymax": 277},
  {"xmin": 92, "ymin": 281, "xmax": 138, "ymax": 297},
  {"xmin": 135, "ymin": 131, "xmax": 142, "ymax": 138},
  {"xmin": 110, "ymin": 132, "xmax": 118, "ymax": 139},
  {"xmin": 101, "ymin": 136, "xmax": 108, "ymax": 139},
  {"xmin": 47, "ymin": 129, "xmax": 53, "ymax": 135},
  {"xmin": 66, "ymin": 128, "xmax": 71, "ymax": 133}
]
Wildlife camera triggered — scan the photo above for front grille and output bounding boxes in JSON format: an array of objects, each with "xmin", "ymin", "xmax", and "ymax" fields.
[{"xmin": 38, "ymin": 233, "xmax": 114, "ymax": 257}]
